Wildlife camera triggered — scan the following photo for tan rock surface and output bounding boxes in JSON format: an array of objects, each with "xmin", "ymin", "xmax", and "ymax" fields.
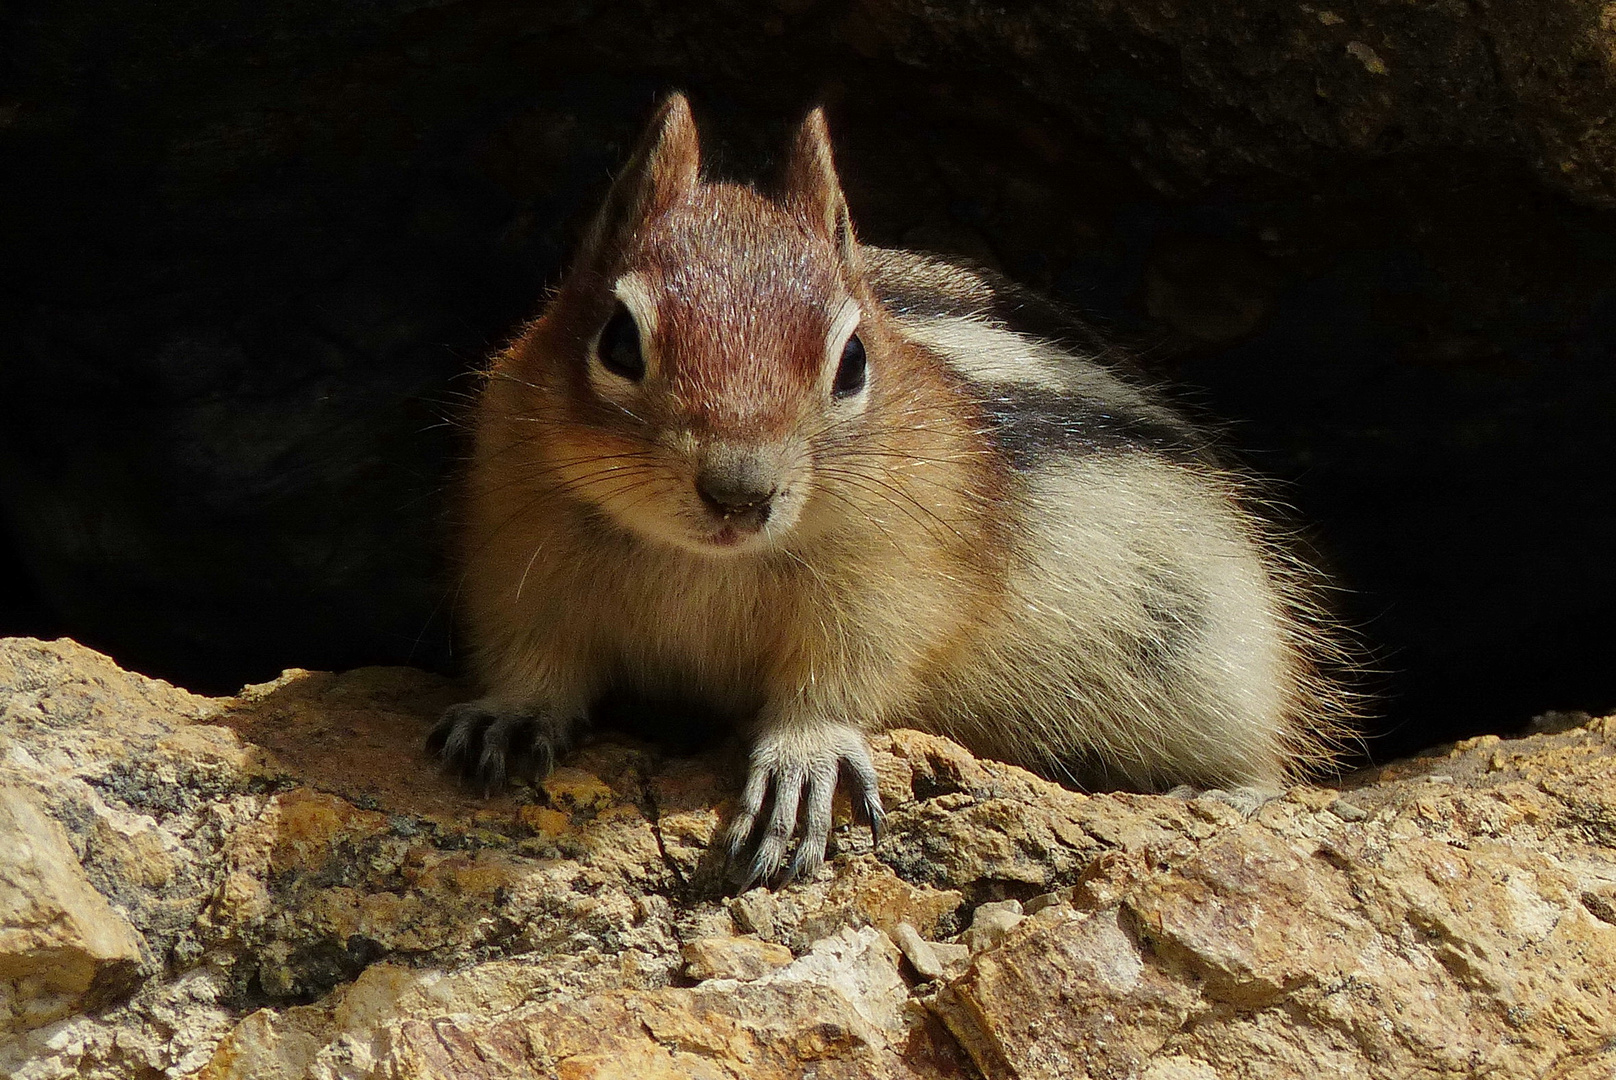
[
  {"xmin": 0, "ymin": 636, "xmax": 1613, "ymax": 1078},
  {"xmin": 0, "ymin": 786, "xmax": 146, "ymax": 1033}
]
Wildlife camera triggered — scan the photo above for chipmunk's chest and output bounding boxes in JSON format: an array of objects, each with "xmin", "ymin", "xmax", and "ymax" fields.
[{"xmin": 591, "ymin": 552, "xmax": 796, "ymax": 700}]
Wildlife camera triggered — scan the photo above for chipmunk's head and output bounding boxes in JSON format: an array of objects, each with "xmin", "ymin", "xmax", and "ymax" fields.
[{"xmin": 528, "ymin": 93, "xmax": 885, "ymax": 556}]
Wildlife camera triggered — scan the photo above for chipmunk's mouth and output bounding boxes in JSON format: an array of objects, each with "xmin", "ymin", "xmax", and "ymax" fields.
[
  {"xmin": 701, "ymin": 510, "xmax": 770, "ymax": 549},
  {"xmin": 694, "ymin": 487, "xmax": 793, "ymax": 552}
]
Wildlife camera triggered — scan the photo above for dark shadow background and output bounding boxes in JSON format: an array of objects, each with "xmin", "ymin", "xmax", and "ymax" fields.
[{"xmin": 3, "ymin": 2, "xmax": 1614, "ymax": 765}]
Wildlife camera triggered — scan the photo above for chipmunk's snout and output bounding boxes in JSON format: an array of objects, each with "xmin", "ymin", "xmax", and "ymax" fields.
[{"xmin": 695, "ymin": 448, "xmax": 779, "ymax": 522}]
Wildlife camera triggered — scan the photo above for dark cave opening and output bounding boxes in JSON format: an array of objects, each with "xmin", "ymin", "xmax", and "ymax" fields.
[{"xmin": 3, "ymin": 2, "xmax": 1614, "ymax": 769}]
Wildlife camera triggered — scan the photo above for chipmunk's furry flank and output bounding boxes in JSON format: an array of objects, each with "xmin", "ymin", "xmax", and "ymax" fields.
[{"xmin": 432, "ymin": 93, "xmax": 1354, "ymax": 888}]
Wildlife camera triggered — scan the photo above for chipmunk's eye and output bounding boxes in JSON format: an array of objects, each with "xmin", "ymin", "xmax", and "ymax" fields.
[
  {"xmin": 833, "ymin": 333, "xmax": 866, "ymax": 398},
  {"xmin": 598, "ymin": 304, "xmax": 645, "ymax": 381}
]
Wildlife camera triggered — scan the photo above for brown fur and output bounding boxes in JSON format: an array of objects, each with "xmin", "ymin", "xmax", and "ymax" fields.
[{"xmin": 434, "ymin": 93, "xmax": 1354, "ymax": 887}]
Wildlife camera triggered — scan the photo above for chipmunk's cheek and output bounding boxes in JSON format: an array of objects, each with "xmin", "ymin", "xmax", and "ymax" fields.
[{"xmin": 764, "ymin": 487, "xmax": 805, "ymax": 536}]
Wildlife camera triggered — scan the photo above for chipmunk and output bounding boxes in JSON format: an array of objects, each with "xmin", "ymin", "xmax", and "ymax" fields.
[{"xmin": 430, "ymin": 93, "xmax": 1351, "ymax": 888}]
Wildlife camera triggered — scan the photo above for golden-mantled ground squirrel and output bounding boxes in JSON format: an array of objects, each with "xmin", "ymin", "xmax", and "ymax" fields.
[{"xmin": 431, "ymin": 93, "xmax": 1351, "ymax": 887}]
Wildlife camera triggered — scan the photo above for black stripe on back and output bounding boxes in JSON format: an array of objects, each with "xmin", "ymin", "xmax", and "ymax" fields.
[
  {"xmin": 973, "ymin": 382, "xmax": 1207, "ymax": 471},
  {"xmin": 873, "ymin": 263, "xmax": 1113, "ymax": 357}
]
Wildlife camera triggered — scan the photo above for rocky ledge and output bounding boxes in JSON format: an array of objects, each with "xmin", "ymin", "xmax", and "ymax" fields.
[{"xmin": 2, "ymin": 636, "xmax": 1614, "ymax": 1079}]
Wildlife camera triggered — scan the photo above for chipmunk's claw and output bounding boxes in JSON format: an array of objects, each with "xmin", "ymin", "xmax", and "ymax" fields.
[
  {"xmin": 428, "ymin": 700, "xmax": 564, "ymax": 793},
  {"xmin": 723, "ymin": 724, "xmax": 883, "ymax": 890}
]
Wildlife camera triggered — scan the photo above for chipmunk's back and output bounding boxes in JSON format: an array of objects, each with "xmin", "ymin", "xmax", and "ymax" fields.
[{"xmin": 855, "ymin": 248, "xmax": 1344, "ymax": 790}]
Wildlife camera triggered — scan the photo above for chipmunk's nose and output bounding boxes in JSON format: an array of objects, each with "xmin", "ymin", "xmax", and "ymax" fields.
[{"xmin": 696, "ymin": 450, "xmax": 778, "ymax": 518}]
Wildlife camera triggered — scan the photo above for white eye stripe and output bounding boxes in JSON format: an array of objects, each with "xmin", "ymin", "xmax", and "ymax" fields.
[
  {"xmin": 826, "ymin": 296, "xmax": 861, "ymax": 366},
  {"xmin": 610, "ymin": 272, "xmax": 659, "ymax": 339},
  {"xmin": 598, "ymin": 272, "xmax": 659, "ymax": 381}
]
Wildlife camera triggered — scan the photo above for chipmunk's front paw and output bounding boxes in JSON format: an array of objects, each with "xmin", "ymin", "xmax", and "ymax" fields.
[
  {"xmin": 723, "ymin": 723, "xmax": 884, "ymax": 891},
  {"xmin": 1165, "ymin": 782, "xmax": 1282, "ymax": 818},
  {"xmin": 426, "ymin": 699, "xmax": 566, "ymax": 793}
]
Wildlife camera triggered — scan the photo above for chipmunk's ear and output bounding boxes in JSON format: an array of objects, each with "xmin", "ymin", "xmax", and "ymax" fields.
[
  {"xmin": 579, "ymin": 92, "xmax": 701, "ymax": 268},
  {"xmin": 782, "ymin": 106, "xmax": 859, "ymax": 271}
]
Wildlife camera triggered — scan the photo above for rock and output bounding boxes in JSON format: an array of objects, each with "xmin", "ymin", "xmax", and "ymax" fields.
[
  {"xmin": 363, "ymin": 927, "xmax": 963, "ymax": 1080},
  {"xmin": 0, "ymin": 785, "xmax": 146, "ymax": 1033},
  {"xmin": 935, "ymin": 904, "xmax": 1202, "ymax": 1080},
  {"xmin": 725, "ymin": 858, "xmax": 964, "ymax": 954},
  {"xmin": 960, "ymin": 900, "xmax": 1024, "ymax": 954},
  {"xmin": 1, "ymin": 636, "xmax": 1614, "ymax": 1078},
  {"xmin": 892, "ymin": 923, "xmax": 969, "ymax": 983},
  {"xmin": 928, "ymin": 727, "xmax": 1616, "ymax": 1079},
  {"xmin": 853, "ymin": 0, "xmax": 1616, "ymax": 208},
  {"xmin": 680, "ymin": 935, "xmax": 793, "ymax": 983}
]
